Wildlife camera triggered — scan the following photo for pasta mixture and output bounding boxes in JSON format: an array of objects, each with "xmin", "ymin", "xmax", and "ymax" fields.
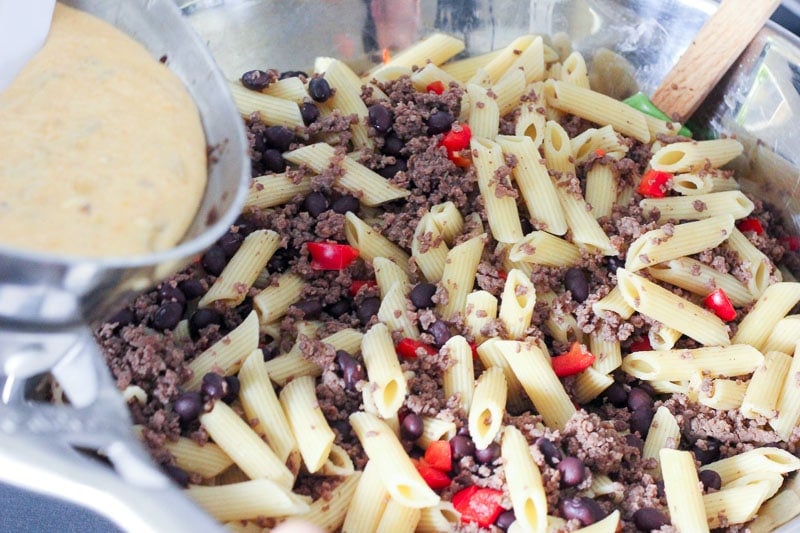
[{"xmin": 96, "ymin": 33, "xmax": 800, "ymax": 532}]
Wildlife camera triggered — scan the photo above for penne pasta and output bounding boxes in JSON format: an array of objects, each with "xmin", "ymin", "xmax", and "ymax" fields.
[
  {"xmin": 769, "ymin": 341, "xmax": 800, "ymax": 440},
  {"xmin": 345, "ymin": 212, "xmax": 410, "ymax": 271},
  {"xmin": 508, "ymin": 230, "xmax": 581, "ymax": 267},
  {"xmin": 740, "ymin": 350, "xmax": 792, "ymax": 419},
  {"xmin": 164, "ymin": 437, "xmax": 233, "ymax": 480},
  {"xmin": 300, "ymin": 473, "xmax": 361, "ymax": 531},
  {"xmin": 279, "ymin": 375, "xmax": 335, "ymax": 474},
  {"xmin": 361, "ymin": 323, "xmax": 408, "ymax": 419},
  {"xmin": 660, "ymin": 449, "xmax": 709, "ymax": 533},
  {"xmin": 621, "ymin": 344, "xmax": 763, "ymax": 381},
  {"xmin": 763, "ymin": 315, "xmax": 800, "ymax": 354},
  {"xmin": 646, "ymin": 257, "xmax": 753, "ymax": 307},
  {"xmin": 186, "ymin": 311, "xmax": 260, "ymax": 390},
  {"xmin": 244, "ymin": 173, "xmax": 312, "ymax": 212},
  {"xmin": 732, "ymin": 282, "xmax": 800, "ymax": 350},
  {"xmin": 186, "ymin": 479, "xmax": 309, "ymax": 522},
  {"xmin": 411, "ymin": 212, "xmax": 448, "ymax": 282},
  {"xmin": 437, "ymin": 234, "xmax": 486, "ymax": 320},
  {"xmin": 442, "ymin": 335, "xmax": 475, "ymax": 412},
  {"xmin": 471, "ymin": 137, "xmax": 523, "ymax": 243},
  {"xmin": 252, "ymin": 272, "xmax": 305, "ymax": 325},
  {"xmin": 468, "ymin": 367, "xmax": 507, "ymax": 450},
  {"xmin": 342, "ymin": 460, "xmax": 390, "ymax": 533},
  {"xmin": 502, "ymin": 425, "xmax": 549, "ymax": 533},
  {"xmin": 498, "ymin": 268, "xmax": 537, "ymax": 339},
  {"xmin": 640, "ymin": 190, "xmax": 754, "ymax": 223},
  {"xmin": 228, "ymin": 81, "xmax": 304, "ymax": 128},
  {"xmin": 649, "ymin": 139, "xmax": 743, "ymax": 173}
]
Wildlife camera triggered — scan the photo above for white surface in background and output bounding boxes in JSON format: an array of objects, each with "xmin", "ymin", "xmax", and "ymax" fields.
[
  {"xmin": 784, "ymin": 0, "xmax": 800, "ymax": 16},
  {"xmin": 0, "ymin": 0, "xmax": 56, "ymax": 92}
]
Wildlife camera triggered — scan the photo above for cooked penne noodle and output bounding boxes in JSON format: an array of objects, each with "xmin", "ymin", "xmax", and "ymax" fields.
[
  {"xmin": 469, "ymin": 35, "xmax": 538, "ymax": 86},
  {"xmin": 199, "ymin": 401, "xmax": 294, "ymax": 487},
  {"xmin": 411, "ymin": 212, "xmax": 448, "ymax": 282},
  {"xmin": 502, "ymin": 425, "xmax": 549, "ymax": 533},
  {"xmin": 543, "ymin": 79, "xmax": 650, "ymax": 142},
  {"xmin": 361, "ymin": 323, "xmax": 408, "ymax": 419},
  {"xmin": 643, "ymin": 406, "xmax": 680, "ymax": 463},
  {"xmin": 585, "ymin": 163, "xmax": 618, "ymax": 219},
  {"xmin": 649, "ymin": 138, "xmax": 744, "ymax": 173},
  {"xmin": 186, "ymin": 479, "xmax": 309, "ymax": 522},
  {"xmin": 416, "ymin": 502, "xmax": 461, "ymax": 533},
  {"xmin": 299, "ymin": 472, "xmax": 361, "ymax": 530},
  {"xmin": 464, "ymin": 290, "xmax": 499, "ymax": 345},
  {"xmin": 465, "ymin": 84, "xmax": 500, "ymax": 139},
  {"xmin": 442, "ymin": 335, "xmax": 475, "ymax": 412},
  {"xmin": 199, "ymin": 229, "xmax": 280, "ymax": 308},
  {"xmin": 763, "ymin": 315, "xmax": 800, "ymax": 354},
  {"xmin": 671, "ymin": 169, "xmax": 739, "ymax": 195},
  {"xmin": 377, "ymin": 281, "xmax": 419, "ymax": 340},
  {"xmin": 164, "ymin": 437, "xmax": 233, "ymax": 480},
  {"xmin": 498, "ymin": 268, "xmax": 536, "ymax": 339},
  {"xmin": 437, "ymin": 234, "xmax": 486, "ymax": 320},
  {"xmin": 538, "ymin": 289, "xmax": 584, "ymax": 345},
  {"xmin": 770, "ymin": 341, "xmax": 800, "ymax": 440},
  {"xmin": 700, "ymin": 447, "xmax": 800, "ymax": 485},
  {"xmin": 503, "ymin": 35, "xmax": 545, "ymax": 84},
  {"xmin": 588, "ymin": 334, "xmax": 622, "ymax": 374},
  {"xmin": 279, "ymin": 375, "xmax": 335, "ymax": 474},
  {"xmin": 417, "ymin": 416, "xmax": 458, "ymax": 450},
  {"xmin": 375, "ymin": 498, "xmax": 421, "ymax": 533},
  {"xmin": 320, "ymin": 443, "xmax": 355, "ymax": 477},
  {"xmin": 698, "ymin": 378, "xmax": 747, "ymax": 410},
  {"xmin": 472, "ymin": 136, "xmax": 524, "ymax": 241},
  {"xmin": 342, "ymin": 460, "xmax": 390, "ymax": 533},
  {"xmin": 732, "ymin": 282, "xmax": 800, "ymax": 350},
  {"xmin": 624, "ymin": 215, "xmax": 735, "ymax": 272},
  {"xmin": 284, "ymin": 143, "xmax": 409, "ymax": 206},
  {"xmin": 409, "ymin": 63, "xmax": 461, "ymax": 92},
  {"xmin": 724, "ymin": 228, "xmax": 774, "ymax": 297},
  {"xmin": 252, "ymin": 272, "xmax": 305, "ymax": 325},
  {"xmin": 574, "ymin": 510, "xmax": 621, "ymax": 532},
  {"xmin": 592, "ymin": 286, "xmax": 634, "ymax": 319},
  {"xmin": 639, "ymin": 191, "xmax": 754, "ymax": 223},
  {"xmin": 573, "ymin": 366, "xmax": 614, "ymax": 404},
  {"xmin": 440, "ymin": 49, "xmax": 504, "ymax": 82},
  {"xmin": 476, "ymin": 337, "xmax": 528, "ymax": 414},
  {"xmin": 349, "ymin": 412, "xmax": 440, "ymax": 508},
  {"xmin": 345, "ymin": 212, "xmax": 410, "ymax": 271},
  {"xmin": 264, "ymin": 328, "xmax": 363, "ymax": 386},
  {"xmin": 367, "ymin": 32, "xmax": 465, "ymax": 79},
  {"xmin": 261, "ymin": 76, "xmax": 307, "ymax": 103},
  {"xmin": 468, "ymin": 367, "xmax": 507, "ymax": 450},
  {"xmin": 646, "ymin": 257, "xmax": 753, "ymax": 307},
  {"xmin": 228, "ymin": 82, "xmax": 304, "ymax": 128},
  {"xmin": 570, "ymin": 125, "xmax": 627, "ymax": 164},
  {"xmin": 186, "ymin": 311, "xmax": 260, "ymax": 390},
  {"xmin": 244, "ymin": 173, "xmax": 312, "ymax": 211},
  {"xmin": 320, "ymin": 58, "xmax": 372, "ymax": 149},
  {"xmin": 740, "ymin": 350, "xmax": 792, "ymax": 419},
  {"xmin": 747, "ymin": 487, "xmax": 800, "ymax": 533},
  {"xmin": 508, "ymin": 230, "xmax": 581, "ymax": 267},
  {"xmin": 492, "ymin": 68, "xmax": 527, "ymax": 116},
  {"xmin": 647, "ymin": 322, "xmax": 682, "ymax": 351},
  {"xmin": 374, "ymin": 256, "xmax": 410, "ymax": 297},
  {"xmin": 616, "ymin": 268, "xmax": 730, "ymax": 347},
  {"xmin": 702, "ymin": 483, "xmax": 772, "ymax": 528},
  {"xmin": 621, "ymin": 344, "xmax": 763, "ymax": 381},
  {"xmin": 428, "ymin": 201, "xmax": 464, "ymax": 245},
  {"xmin": 560, "ymin": 50, "xmax": 590, "ymax": 88},
  {"xmin": 660, "ymin": 449, "xmax": 709, "ymax": 533}
]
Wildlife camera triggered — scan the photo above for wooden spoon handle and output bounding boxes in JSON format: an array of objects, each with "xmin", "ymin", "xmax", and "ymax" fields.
[{"xmin": 651, "ymin": 0, "xmax": 781, "ymax": 123}]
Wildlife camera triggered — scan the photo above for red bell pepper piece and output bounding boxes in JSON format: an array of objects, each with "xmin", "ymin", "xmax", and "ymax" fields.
[
  {"xmin": 423, "ymin": 440, "xmax": 452, "ymax": 472},
  {"xmin": 307, "ymin": 242, "xmax": 360, "ymax": 270},
  {"xmin": 414, "ymin": 459, "xmax": 451, "ymax": 490},
  {"xmin": 551, "ymin": 342, "xmax": 595, "ymax": 377},
  {"xmin": 637, "ymin": 169, "xmax": 673, "ymax": 198},
  {"xmin": 348, "ymin": 279, "xmax": 377, "ymax": 297},
  {"xmin": 629, "ymin": 338, "xmax": 652, "ymax": 352},
  {"xmin": 396, "ymin": 338, "xmax": 438, "ymax": 359},
  {"xmin": 426, "ymin": 80, "xmax": 446, "ymax": 95},
  {"xmin": 780, "ymin": 235, "xmax": 800, "ymax": 252},
  {"xmin": 704, "ymin": 288, "xmax": 736, "ymax": 321},
  {"xmin": 737, "ymin": 218, "xmax": 764, "ymax": 235},
  {"xmin": 452, "ymin": 485, "xmax": 505, "ymax": 527},
  {"xmin": 594, "ymin": 148, "xmax": 607, "ymax": 158},
  {"xmin": 448, "ymin": 149, "xmax": 472, "ymax": 168},
  {"xmin": 468, "ymin": 341, "xmax": 479, "ymax": 360},
  {"xmin": 440, "ymin": 124, "xmax": 472, "ymax": 167}
]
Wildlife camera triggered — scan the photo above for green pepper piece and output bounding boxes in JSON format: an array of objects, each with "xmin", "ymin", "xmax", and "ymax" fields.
[{"xmin": 623, "ymin": 92, "xmax": 692, "ymax": 137}]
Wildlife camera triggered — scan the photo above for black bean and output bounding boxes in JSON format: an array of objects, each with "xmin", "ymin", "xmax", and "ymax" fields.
[
  {"xmin": 449, "ymin": 435, "xmax": 475, "ymax": 460},
  {"xmin": 457, "ymin": 425, "xmax": 470, "ymax": 437},
  {"xmin": 625, "ymin": 433, "xmax": 645, "ymax": 452},
  {"xmin": 279, "ymin": 70, "xmax": 307, "ymax": 80},
  {"xmin": 627, "ymin": 387, "xmax": 653, "ymax": 412},
  {"xmin": 336, "ymin": 350, "xmax": 365, "ymax": 392},
  {"xmin": 240, "ymin": 69, "xmax": 272, "ymax": 90},
  {"xmin": 427, "ymin": 320, "xmax": 451, "ymax": 347},
  {"xmin": 427, "ymin": 110, "xmax": 454, "ymax": 135},
  {"xmin": 152, "ymin": 301, "xmax": 183, "ymax": 331},
  {"xmin": 163, "ymin": 464, "xmax": 190, "ymax": 488},
  {"xmin": 201, "ymin": 373, "xmax": 227, "ymax": 400},
  {"xmin": 158, "ymin": 284, "xmax": 186, "ymax": 306},
  {"xmin": 474, "ymin": 442, "xmax": 501, "ymax": 464},
  {"xmin": 330, "ymin": 419, "xmax": 352, "ymax": 440},
  {"xmin": 201, "ymin": 245, "xmax": 227, "ymax": 276},
  {"xmin": 331, "ymin": 194, "xmax": 360, "ymax": 214},
  {"xmin": 109, "ymin": 307, "xmax": 135, "ymax": 330},
  {"xmin": 292, "ymin": 298, "xmax": 323, "ymax": 319},
  {"xmin": 300, "ymin": 102, "xmax": 320, "ymax": 125},
  {"xmin": 520, "ymin": 217, "xmax": 534, "ymax": 235},
  {"xmin": 535, "ymin": 437, "xmax": 563, "ymax": 467},
  {"xmin": 326, "ymin": 299, "xmax": 352, "ymax": 317},
  {"xmin": 692, "ymin": 438, "xmax": 721, "ymax": 465},
  {"xmin": 698, "ymin": 468, "xmax": 722, "ymax": 491},
  {"xmin": 377, "ymin": 158, "xmax": 407, "ymax": 179},
  {"xmin": 410, "ymin": 283, "xmax": 437, "ymax": 309},
  {"xmin": 564, "ymin": 267, "xmax": 590, "ymax": 303},
  {"xmin": 252, "ymin": 131, "xmax": 266, "ymax": 152},
  {"xmin": 262, "ymin": 148, "xmax": 287, "ymax": 173},
  {"xmin": 178, "ymin": 279, "xmax": 205, "ymax": 300},
  {"xmin": 303, "ymin": 191, "xmax": 330, "ymax": 217},
  {"xmin": 605, "ymin": 256, "xmax": 624, "ymax": 274},
  {"xmin": 400, "ymin": 412, "xmax": 424, "ymax": 440},
  {"xmin": 173, "ymin": 392, "xmax": 203, "ymax": 422},
  {"xmin": 603, "ymin": 382, "xmax": 628, "ymax": 407},
  {"xmin": 262, "ymin": 346, "xmax": 278, "ymax": 361},
  {"xmin": 357, "ymin": 297, "xmax": 381, "ymax": 326},
  {"xmin": 233, "ymin": 215, "xmax": 255, "ymax": 235},
  {"xmin": 264, "ymin": 125, "xmax": 295, "ymax": 152},
  {"xmin": 632, "ymin": 507, "xmax": 669, "ymax": 531},
  {"xmin": 368, "ymin": 104, "xmax": 393, "ymax": 133},
  {"xmin": 267, "ymin": 248, "xmax": 294, "ymax": 272},
  {"xmin": 235, "ymin": 296, "xmax": 254, "ymax": 320},
  {"xmin": 557, "ymin": 456, "xmax": 586, "ymax": 487},
  {"xmin": 189, "ymin": 308, "xmax": 223, "ymax": 338},
  {"xmin": 308, "ymin": 77, "xmax": 332, "ymax": 102},
  {"xmin": 559, "ymin": 497, "xmax": 604, "ymax": 526},
  {"xmin": 224, "ymin": 376, "xmax": 240, "ymax": 403},
  {"xmin": 381, "ymin": 133, "xmax": 404, "ymax": 156},
  {"xmin": 218, "ymin": 231, "xmax": 244, "ymax": 259},
  {"xmin": 495, "ymin": 510, "xmax": 516, "ymax": 531},
  {"xmin": 630, "ymin": 407, "xmax": 655, "ymax": 438}
]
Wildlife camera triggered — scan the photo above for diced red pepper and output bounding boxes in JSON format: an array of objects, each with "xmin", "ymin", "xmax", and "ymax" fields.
[
  {"xmin": 736, "ymin": 218, "xmax": 764, "ymax": 235},
  {"xmin": 423, "ymin": 440, "xmax": 453, "ymax": 472},
  {"xmin": 629, "ymin": 338, "xmax": 653, "ymax": 352},
  {"xmin": 704, "ymin": 288, "xmax": 736, "ymax": 321},
  {"xmin": 414, "ymin": 459, "xmax": 451, "ymax": 490},
  {"xmin": 551, "ymin": 342, "xmax": 595, "ymax": 377},
  {"xmin": 780, "ymin": 235, "xmax": 800, "ymax": 252},
  {"xmin": 468, "ymin": 342, "xmax": 479, "ymax": 360},
  {"xmin": 306, "ymin": 242, "xmax": 360, "ymax": 270},
  {"xmin": 637, "ymin": 169, "xmax": 673, "ymax": 198},
  {"xmin": 440, "ymin": 124, "xmax": 473, "ymax": 167},
  {"xmin": 426, "ymin": 80, "xmax": 446, "ymax": 95},
  {"xmin": 497, "ymin": 269, "xmax": 508, "ymax": 280},
  {"xmin": 348, "ymin": 279, "xmax": 377, "ymax": 297},
  {"xmin": 452, "ymin": 486, "xmax": 505, "ymax": 528},
  {"xmin": 396, "ymin": 338, "xmax": 438, "ymax": 359},
  {"xmin": 448, "ymin": 149, "xmax": 472, "ymax": 168},
  {"xmin": 594, "ymin": 148, "xmax": 607, "ymax": 158}
]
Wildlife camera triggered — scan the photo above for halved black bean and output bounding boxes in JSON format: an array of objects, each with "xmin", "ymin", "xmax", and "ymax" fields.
[
  {"xmin": 189, "ymin": 308, "xmax": 223, "ymax": 338},
  {"xmin": 152, "ymin": 301, "xmax": 183, "ymax": 331},
  {"xmin": 368, "ymin": 104, "xmax": 393, "ymax": 133},
  {"xmin": 240, "ymin": 69, "xmax": 272, "ymax": 90},
  {"xmin": 381, "ymin": 133, "xmax": 404, "ymax": 156},
  {"xmin": 201, "ymin": 373, "xmax": 227, "ymax": 400},
  {"xmin": 564, "ymin": 267, "xmax": 590, "ymax": 303},
  {"xmin": 605, "ymin": 256, "xmax": 624, "ymax": 274},
  {"xmin": 410, "ymin": 282, "xmax": 437, "ymax": 309},
  {"xmin": 698, "ymin": 468, "xmax": 721, "ymax": 491},
  {"xmin": 520, "ymin": 217, "xmax": 534, "ymax": 235},
  {"xmin": 557, "ymin": 456, "xmax": 585, "ymax": 487},
  {"xmin": 632, "ymin": 507, "xmax": 669, "ymax": 531},
  {"xmin": 201, "ymin": 245, "xmax": 227, "ymax": 276},
  {"xmin": 224, "ymin": 376, "xmax": 240, "ymax": 403},
  {"xmin": 377, "ymin": 158, "xmax": 407, "ymax": 179},
  {"xmin": 264, "ymin": 125, "xmax": 295, "ymax": 152},
  {"xmin": 163, "ymin": 464, "xmax": 190, "ymax": 488},
  {"xmin": 449, "ymin": 435, "xmax": 475, "ymax": 460},
  {"xmin": 267, "ymin": 248, "xmax": 294, "ymax": 272},
  {"xmin": 692, "ymin": 438, "xmax": 721, "ymax": 465},
  {"xmin": 427, "ymin": 110, "xmax": 454, "ymax": 135},
  {"xmin": 331, "ymin": 194, "xmax": 360, "ymax": 214},
  {"xmin": 300, "ymin": 102, "xmax": 320, "ymax": 125},
  {"xmin": 627, "ymin": 387, "xmax": 653, "ymax": 412},
  {"xmin": 303, "ymin": 191, "xmax": 330, "ymax": 217},
  {"xmin": 279, "ymin": 70, "xmax": 307, "ymax": 80},
  {"xmin": 604, "ymin": 382, "xmax": 629, "ymax": 407},
  {"xmin": 336, "ymin": 350, "xmax": 365, "ymax": 392},
  {"xmin": 173, "ymin": 392, "xmax": 203, "ymax": 422},
  {"xmin": 252, "ymin": 131, "xmax": 266, "ymax": 152},
  {"xmin": 496, "ymin": 510, "xmax": 516, "ymax": 531},
  {"xmin": 427, "ymin": 320, "xmax": 451, "ymax": 347},
  {"xmin": 475, "ymin": 442, "xmax": 501, "ymax": 464},
  {"xmin": 262, "ymin": 148, "xmax": 287, "ymax": 173},
  {"xmin": 236, "ymin": 296, "xmax": 254, "ymax": 319},
  {"xmin": 292, "ymin": 299, "xmax": 323, "ymax": 319},
  {"xmin": 331, "ymin": 419, "xmax": 352, "ymax": 440},
  {"xmin": 218, "ymin": 231, "xmax": 244, "ymax": 259},
  {"xmin": 559, "ymin": 497, "xmax": 604, "ymax": 526},
  {"xmin": 356, "ymin": 297, "xmax": 381, "ymax": 326},
  {"xmin": 326, "ymin": 299, "xmax": 352, "ymax": 318},
  {"xmin": 308, "ymin": 77, "xmax": 332, "ymax": 102},
  {"xmin": 158, "ymin": 284, "xmax": 186, "ymax": 306},
  {"xmin": 178, "ymin": 279, "xmax": 205, "ymax": 300},
  {"xmin": 400, "ymin": 412, "xmax": 424, "ymax": 440},
  {"xmin": 535, "ymin": 437, "xmax": 563, "ymax": 467},
  {"xmin": 629, "ymin": 407, "xmax": 655, "ymax": 438}
]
